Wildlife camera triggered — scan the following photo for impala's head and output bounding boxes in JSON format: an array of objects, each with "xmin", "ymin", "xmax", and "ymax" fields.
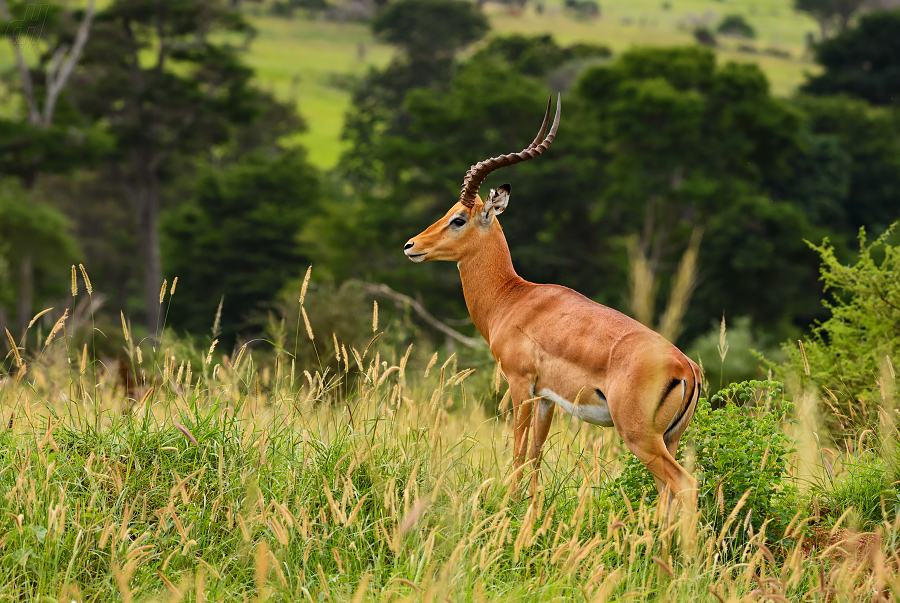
[{"xmin": 404, "ymin": 95, "xmax": 561, "ymax": 263}]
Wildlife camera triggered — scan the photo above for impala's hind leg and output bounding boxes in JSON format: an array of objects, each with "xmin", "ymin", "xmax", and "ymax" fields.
[{"xmin": 612, "ymin": 404, "xmax": 697, "ymax": 513}]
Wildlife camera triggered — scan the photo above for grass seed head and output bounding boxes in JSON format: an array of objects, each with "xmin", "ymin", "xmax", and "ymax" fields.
[
  {"xmin": 206, "ymin": 339, "xmax": 218, "ymax": 365},
  {"xmin": 717, "ymin": 315, "xmax": 729, "ymax": 363},
  {"xmin": 159, "ymin": 279, "xmax": 167, "ymax": 304},
  {"xmin": 45, "ymin": 310, "xmax": 69, "ymax": 347},
  {"xmin": 78, "ymin": 264, "xmax": 92, "ymax": 294},
  {"xmin": 798, "ymin": 340, "xmax": 810, "ymax": 376},
  {"xmin": 302, "ymin": 306, "xmax": 314, "ymax": 341},
  {"xmin": 299, "ymin": 265, "xmax": 312, "ymax": 305},
  {"xmin": 71, "ymin": 265, "xmax": 77, "ymax": 297},
  {"xmin": 5, "ymin": 328, "xmax": 21, "ymax": 368},
  {"xmin": 120, "ymin": 311, "xmax": 130, "ymax": 343},
  {"xmin": 27, "ymin": 307, "xmax": 53, "ymax": 329},
  {"xmin": 424, "ymin": 352, "xmax": 438, "ymax": 378},
  {"xmin": 212, "ymin": 296, "xmax": 223, "ymax": 338}
]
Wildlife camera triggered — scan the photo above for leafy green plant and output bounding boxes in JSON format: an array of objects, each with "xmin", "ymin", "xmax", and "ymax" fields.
[
  {"xmin": 779, "ymin": 224, "xmax": 899, "ymax": 432},
  {"xmin": 605, "ymin": 380, "xmax": 797, "ymax": 542}
]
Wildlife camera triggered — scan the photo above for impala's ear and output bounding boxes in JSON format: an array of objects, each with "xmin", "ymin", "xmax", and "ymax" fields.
[{"xmin": 482, "ymin": 183, "xmax": 511, "ymax": 223}]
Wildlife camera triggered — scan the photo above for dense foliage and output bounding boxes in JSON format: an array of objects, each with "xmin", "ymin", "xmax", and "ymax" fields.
[
  {"xmin": 609, "ymin": 381, "xmax": 797, "ymax": 542},
  {"xmin": 780, "ymin": 225, "xmax": 900, "ymax": 432},
  {"xmin": 162, "ymin": 151, "xmax": 322, "ymax": 342},
  {"xmin": 804, "ymin": 10, "xmax": 900, "ymax": 106}
]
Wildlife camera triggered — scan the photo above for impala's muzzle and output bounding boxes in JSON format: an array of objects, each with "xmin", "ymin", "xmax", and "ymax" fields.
[{"xmin": 404, "ymin": 240, "xmax": 426, "ymax": 262}]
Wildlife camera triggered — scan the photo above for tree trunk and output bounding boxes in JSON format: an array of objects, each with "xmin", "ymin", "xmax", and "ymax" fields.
[
  {"xmin": 138, "ymin": 179, "xmax": 163, "ymax": 337},
  {"xmin": 15, "ymin": 254, "xmax": 33, "ymax": 335},
  {"xmin": 818, "ymin": 17, "xmax": 829, "ymax": 41},
  {"xmin": 0, "ymin": 307, "xmax": 8, "ymax": 338}
]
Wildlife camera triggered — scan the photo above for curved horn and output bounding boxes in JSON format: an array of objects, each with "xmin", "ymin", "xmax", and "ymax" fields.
[{"xmin": 459, "ymin": 93, "xmax": 561, "ymax": 209}]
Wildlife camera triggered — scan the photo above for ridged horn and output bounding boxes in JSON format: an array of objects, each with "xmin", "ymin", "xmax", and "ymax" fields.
[{"xmin": 459, "ymin": 93, "xmax": 561, "ymax": 209}]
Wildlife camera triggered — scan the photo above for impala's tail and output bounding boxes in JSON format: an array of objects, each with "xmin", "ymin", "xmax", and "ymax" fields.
[{"xmin": 663, "ymin": 358, "xmax": 700, "ymax": 448}]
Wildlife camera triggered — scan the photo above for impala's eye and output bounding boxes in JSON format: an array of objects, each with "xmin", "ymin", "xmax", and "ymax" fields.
[{"xmin": 450, "ymin": 218, "xmax": 466, "ymax": 228}]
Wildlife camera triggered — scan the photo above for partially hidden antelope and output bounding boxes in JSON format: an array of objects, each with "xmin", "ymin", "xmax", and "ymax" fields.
[{"xmin": 403, "ymin": 95, "xmax": 701, "ymax": 506}]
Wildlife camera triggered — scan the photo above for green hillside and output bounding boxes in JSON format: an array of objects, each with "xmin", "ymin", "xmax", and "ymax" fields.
[
  {"xmin": 243, "ymin": 1, "xmax": 818, "ymax": 167},
  {"xmin": 0, "ymin": 1, "xmax": 818, "ymax": 168}
]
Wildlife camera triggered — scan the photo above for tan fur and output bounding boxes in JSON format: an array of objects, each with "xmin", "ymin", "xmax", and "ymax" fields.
[{"xmin": 406, "ymin": 198, "xmax": 700, "ymax": 507}]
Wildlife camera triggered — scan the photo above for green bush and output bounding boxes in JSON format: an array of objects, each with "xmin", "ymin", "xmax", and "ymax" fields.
[
  {"xmin": 778, "ymin": 225, "xmax": 899, "ymax": 432},
  {"xmin": 604, "ymin": 381, "xmax": 797, "ymax": 543},
  {"xmin": 717, "ymin": 14, "xmax": 756, "ymax": 38}
]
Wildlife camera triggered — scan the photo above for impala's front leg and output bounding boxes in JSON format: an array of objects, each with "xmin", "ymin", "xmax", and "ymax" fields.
[
  {"xmin": 526, "ymin": 397, "xmax": 554, "ymax": 492},
  {"xmin": 508, "ymin": 377, "xmax": 534, "ymax": 472}
]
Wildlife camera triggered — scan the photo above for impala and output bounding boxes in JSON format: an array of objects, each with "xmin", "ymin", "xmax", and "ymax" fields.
[{"xmin": 403, "ymin": 96, "xmax": 701, "ymax": 506}]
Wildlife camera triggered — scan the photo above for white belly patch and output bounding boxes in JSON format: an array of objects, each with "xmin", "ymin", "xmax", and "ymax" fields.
[{"xmin": 537, "ymin": 388, "xmax": 614, "ymax": 427}]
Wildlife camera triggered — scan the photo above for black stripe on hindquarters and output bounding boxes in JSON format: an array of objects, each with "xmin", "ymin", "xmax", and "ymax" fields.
[
  {"xmin": 664, "ymin": 364, "xmax": 699, "ymax": 445},
  {"xmin": 660, "ymin": 377, "xmax": 682, "ymax": 408}
]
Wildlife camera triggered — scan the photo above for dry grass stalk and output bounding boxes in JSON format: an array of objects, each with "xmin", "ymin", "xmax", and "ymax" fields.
[
  {"xmin": 120, "ymin": 311, "xmax": 130, "ymax": 343},
  {"xmin": 658, "ymin": 228, "xmax": 702, "ymax": 341},
  {"xmin": 798, "ymin": 340, "xmax": 810, "ymax": 376},
  {"xmin": 27, "ymin": 307, "xmax": 53, "ymax": 329},
  {"xmin": 44, "ymin": 309, "xmax": 69, "ymax": 347},
  {"xmin": 424, "ymin": 352, "xmax": 438, "ymax": 378},
  {"xmin": 717, "ymin": 316, "xmax": 729, "ymax": 363},
  {"xmin": 301, "ymin": 307, "xmax": 314, "ymax": 341},
  {"xmin": 5, "ymin": 328, "xmax": 22, "ymax": 368},
  {"xmin": 205, "ymin": 339, "xmax": 218, "ymax": 365},
  {"xmin": 627, "ymin": 238, "xmax": 656, "ymax": 328},
  {"xmin": 333, "ymin": 333, "xmax": 340, "ymax": 364},
  {"xmin": 299, "ymin": 265, "xmax": 312, "ymax": 305},
  {"xmin": 212, "ymin": 296, "xmax": 223, "ymax": 338},
  {"xmin": 78, "ymin": 264, "xmax": 92, "ymax": 295}
]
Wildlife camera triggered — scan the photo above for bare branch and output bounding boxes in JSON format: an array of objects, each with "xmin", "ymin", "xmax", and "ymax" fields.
[
  {"xmin": 42, "ymin": 0, "xmax": 96, "ymax": 128},
  {"xmin": 0, "ymin": 0, "xmax": 41, "ymax": 124},
  {"xmin": 363, "ymin": 283, "xmax": 486, "ymax": 348}
]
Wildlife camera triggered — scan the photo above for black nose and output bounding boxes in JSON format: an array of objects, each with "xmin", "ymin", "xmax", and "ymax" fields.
[{"xmin": 404, "ymin": 242, "xmax": 414, "ymax": 250}]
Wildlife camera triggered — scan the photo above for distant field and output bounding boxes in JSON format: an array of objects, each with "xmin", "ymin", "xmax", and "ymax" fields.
[
  {"xmin": 0, "ymin": 1, "xmax": 819, "ymax": 168},
  {"xmin": 247, "ymin": 0, "xmax": 819, "ymax": 167},
  {"xmin": 241, "ymin": 16, "xmax": 395, "ymax": 168}
]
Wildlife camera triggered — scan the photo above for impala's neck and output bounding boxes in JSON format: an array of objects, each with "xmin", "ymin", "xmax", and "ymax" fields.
[{"xmin": 457, "ymin": 227, "xmax": 524, "ymax": 343}]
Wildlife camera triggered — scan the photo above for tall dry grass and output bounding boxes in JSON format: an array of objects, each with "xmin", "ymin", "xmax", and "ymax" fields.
[{"xmin": 0, "ymin": 267, "xmax": 898, "ymax": 601}]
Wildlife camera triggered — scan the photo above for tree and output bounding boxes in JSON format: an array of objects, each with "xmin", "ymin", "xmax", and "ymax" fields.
[
  {"xmin": 803, "ymin": 10, "xmax": 900, "ymax": 105},
  {"xmin": 790, "ymin": 95, "xmax": 900, "ymax": 234},
  {"xmin": 794, "ymin": 0, "xmax": 865, "ymax": 39},
  {"xmin": 69, "ymin": 0, "xmax": 265, "ymax": 333},
  {"xmin": 341, "ymin": 0, "xmax": 489, "ymax": 191},
  {"xmin": 162, "ymin": 151, "xmax": 321, "ymax": 343},
  {"xmin": 372, "ymin": 0, "xmax": 488, "ymax": 60},
  {"xmin": 336, "ymin": 41, "xmax": 825, "ymax": 344},
  {"xmin": 690, "ymin": 196, "xmax": 829, "ymax": 340},
  {"xmin": 0, "ymin": 0, "xmax": 105, "ymax": 334},
  {"xmin": 0, "ymin": 181, "xmax": 79, "ymax": 335},
  {"xmin": 472, "ymin": 34, "xmax": 610, "ymax": 77}
]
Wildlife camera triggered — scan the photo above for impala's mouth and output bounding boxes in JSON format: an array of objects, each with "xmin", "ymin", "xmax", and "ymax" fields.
[{"xmin": 405, "ymin": 251, "xmax": 426, "ymax": 262}]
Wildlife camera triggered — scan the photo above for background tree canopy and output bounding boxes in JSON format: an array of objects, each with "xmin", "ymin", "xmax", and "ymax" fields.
[{"xmin": 1, "ymin": 0, "xmax": 899, "ymax": 363}]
